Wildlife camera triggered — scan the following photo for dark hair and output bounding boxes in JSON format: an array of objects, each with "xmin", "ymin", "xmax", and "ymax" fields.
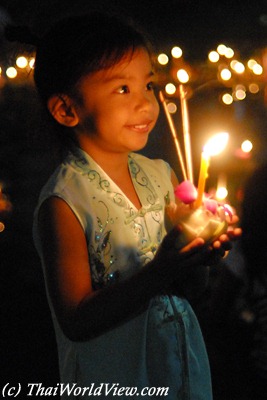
[{"xmin": 6, "ymin": 12, "xmax": 152, "ymax": 104}]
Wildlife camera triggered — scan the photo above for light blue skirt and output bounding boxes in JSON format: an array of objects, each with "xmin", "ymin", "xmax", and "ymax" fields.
[{"xmin": 56, "ymin": 295, "xmax": 212, "ymax": 400}]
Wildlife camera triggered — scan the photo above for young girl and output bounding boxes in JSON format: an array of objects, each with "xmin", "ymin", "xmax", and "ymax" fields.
[{"xmin": 7, "ymin": 12, "xmax": 240, "ymax": 399}]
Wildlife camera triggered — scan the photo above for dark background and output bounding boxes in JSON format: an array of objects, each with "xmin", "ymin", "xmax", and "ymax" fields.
[
  {"xmin": 1, "ymin": 1, "xmax": 267, "ymax": 398},
  {"xmin": 2, "ymin": 0, "xmax": 267, "ymax": 57}
]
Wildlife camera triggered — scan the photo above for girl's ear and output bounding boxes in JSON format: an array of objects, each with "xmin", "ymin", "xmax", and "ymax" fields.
[{"xmin": 47, "ymin": 95, "xmax": 79, "ymax": 127}]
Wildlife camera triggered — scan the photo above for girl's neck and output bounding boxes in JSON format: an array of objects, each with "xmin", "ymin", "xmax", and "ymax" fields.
[{"xmin": 79, "ymin": 141, "xmax": 130, "ymax": 176}]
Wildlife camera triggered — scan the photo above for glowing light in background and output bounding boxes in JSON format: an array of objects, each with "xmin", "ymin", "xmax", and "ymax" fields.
[
  {"xmin": 158, "ymin": 53, "xmax": 169, "ymax": 65},
  {"xmin": 248, "ymin": 83, "xmax": 260, "ymax": 93},
  {"xmin": 235, "ymin": 139, "xmax": 253, "ymax": 159},
  {"xmin": 167, "ymin": 102, "xmax": 177, "ymax": 113},
  {"xmin": 252, "ymin": 63, "xmax": 263, "ymax": 75},
  {"xmin": 224, "ymin": 47, "xmax": 234, "ymax": 58},
  {"xmin": 241, "ymin": 140, "xmax": 253, "ymax": 153},
  {"xmin": 208, "ymin": 51, "xmax": 219, "ymax": 63},
  {"xmin": 247, "ymin": 59, "xmax": 258, "ymax": 70},
  {"xmin": 29, "ymin": 58, "xmax": 35, "ymax": 69},
  {"xmin": 216, "ymin": 186, "xmax": 228, "ymax": 200},
  {"xmin": 216, "ymin": 172, "xmax": 228, "ymax": 201},
  {"xmin": 217, "ymin": 44, "xmax": 227, "ymax": 56},
  {"xmin": 234, "ymin": 85, "xmax": 246, "ymax": 100},
  {"xmin": 16, "ymin": 56, "xmax": 28, "ymax": 69},
  {"xmin": 231, "ymin": 61, "xmax": 245, "ymax": 74},
  {"xmin": 177, "ymin": 69, "xmax": 189, "ymax": 83},
  {"xmin": 165, "ymin": 83, "xmax": 176, "ymax": 95},
  {"xmin": 220, "ymin": 68, "xmax": 232, "ymax": 80},
  {"xmin": 171, "ymin": 46, "xmax": 183, "ymax": 58},
  {"xmin": 6, "ymin": 67, "xmax": 17, "ymax": 78},
  {"xmin": 222, "ymin": 93, "xmax": 233, "ymax": 105}
]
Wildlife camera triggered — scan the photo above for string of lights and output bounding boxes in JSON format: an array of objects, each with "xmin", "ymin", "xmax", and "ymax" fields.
[{"xmin": 0, "ymin": 41, "xmax": 266, "ymax": 232}]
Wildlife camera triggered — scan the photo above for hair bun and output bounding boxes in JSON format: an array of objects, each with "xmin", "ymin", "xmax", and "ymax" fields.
[{"xmin": 5, "ymin": 25, "xmax": 40, "ymax": 46}]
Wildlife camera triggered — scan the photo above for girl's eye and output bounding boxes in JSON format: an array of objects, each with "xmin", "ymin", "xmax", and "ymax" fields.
[
  {"xmin": 146, "ymin": 81, "xmax": 155, "ymax": 91},
  {"xmin": 117, "ymin": 85, "xmax": 130, "ymax": 94}
]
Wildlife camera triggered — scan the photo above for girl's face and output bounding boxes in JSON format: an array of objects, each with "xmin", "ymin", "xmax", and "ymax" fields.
[{"xmin": 73, "ymin": 48, "xmax": 159, "ymax": 155}]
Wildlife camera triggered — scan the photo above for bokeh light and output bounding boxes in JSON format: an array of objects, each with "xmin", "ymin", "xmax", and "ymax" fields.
[
  {"xmin": 157, "ymin": 53, "xmax": 169, "ymax": 65},
  {"xmin": 252, "ymin": 63, "xmax": 263, "ymax": 75},
  {"xmin": 241, "ymin": 140, "xmax": 253, "ymax": 153},
  {"xmin": 231, "ymin": 61, "xmax": 245, "ymax": 74},
  {"xmin": 248, "ymin": 83, "xmax": 260, "ymax": 93},
  {"xmin": 247, "ymin": 59, "xmax": 258, "ymax": 70},
  {"xmin": 177, "ymin": 69, "xmax": 189, "ymax": 83},
  {"xmin": 16, "ymin": 56, "xmax": 28, "ymax": 69},
  {"xmin": 29, "ymin": 58, "xmax": 35, "ymax": 69},
  {"xmin": 165, "ymin": 83, "xmax": 176, "ymax": 95},
  {"xmin": 217, "ymin": 44, "xmax": 227, "ymax": 56},
  {"xmin": 167, "ymin": 102, "xmax": 177, "ymax": 113},
  {"xmin": 216, "ymin": 186, "xmax": 228, "ymax": 200},
  {"xmin": 208, "ymin": 51, "xmax": 219, "ymax": 63},
  {"xmin": 224, "ymin": 47, "xmax": 234, "ymax": 58},
  {"xmin": 222, "ymin": 93, "xmax": 233, "ymax": 105},
  {"xmin": 171, "ymin": 46, "xmax": 183, "ymax": 58},
  {"xmin": 220, "ymin": 68, "xmax": 232, "ymax": 81},
  {"xmin": 234, "ymin": 85, "xmax": 246, "ymax": 100},
  {"xmin": 6, "ymin": 67, "xmax": 17, "ymax": 78}
]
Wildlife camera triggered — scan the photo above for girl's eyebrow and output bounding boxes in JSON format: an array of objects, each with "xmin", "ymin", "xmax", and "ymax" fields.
[{"xmin": 104, "ymin": 70, "xmax": 155, "ymax": 83}]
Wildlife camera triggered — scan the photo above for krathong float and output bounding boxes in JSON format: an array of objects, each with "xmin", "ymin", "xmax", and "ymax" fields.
[{"xmin": 160, "ymin": 90, "xmax": 231, "ymax": 245}]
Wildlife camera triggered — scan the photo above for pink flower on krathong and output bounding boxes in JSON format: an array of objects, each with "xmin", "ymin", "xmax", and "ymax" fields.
[
  {"xmin": 174, "ymin": 180, "xmax": 198, "ymax": 204},
  {"xmin": 203, "ymin": 197, "xmax": 218, "ymax": 214}
]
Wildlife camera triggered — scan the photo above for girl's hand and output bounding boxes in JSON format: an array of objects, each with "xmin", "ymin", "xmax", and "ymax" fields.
[
  {"xmin": 179, "ymin": 237, "xmax": 205, "ymax": 253},
  {"xmin": 212, "ymin": 214, "xmax": 242, "ymax": 250},
  {"xmin": 178, "ymin": 213, "xmax": 242, "ymax": 265}
]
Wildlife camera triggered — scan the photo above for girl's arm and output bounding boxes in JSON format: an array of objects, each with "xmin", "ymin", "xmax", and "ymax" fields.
[{"xmin": 38, "ymin": 197, "xmax": 211, "ymax": 341}]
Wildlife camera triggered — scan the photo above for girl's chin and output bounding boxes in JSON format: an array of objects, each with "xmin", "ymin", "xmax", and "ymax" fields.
[
  {"xmin": 129, "ymin": 143, "xmax": 148, "ymax": 152},
  {"xmin": 129, "ymin": 136, "xmax": 150, "ymax": 151}
]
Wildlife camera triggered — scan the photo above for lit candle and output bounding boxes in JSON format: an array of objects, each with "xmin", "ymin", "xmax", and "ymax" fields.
[{"xmin": 194, "ymin": 132, "xmax": 229, "ymax": 208}]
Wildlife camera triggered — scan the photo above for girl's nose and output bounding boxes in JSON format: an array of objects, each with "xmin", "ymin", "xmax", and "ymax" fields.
[{"xmin": 135, "ymin": 92, "xmax": 156, "ymax": 112}]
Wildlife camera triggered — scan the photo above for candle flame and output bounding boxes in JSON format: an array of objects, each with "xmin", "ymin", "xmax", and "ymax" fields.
[{"xmin": 203, "ymin": 132, "xmax": 229, "ymax": 157}]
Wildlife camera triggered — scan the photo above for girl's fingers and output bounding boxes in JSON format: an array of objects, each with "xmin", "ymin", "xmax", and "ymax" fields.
[{"xmin": 179, "ymin": 237, "xmax": 205, "ymax": 253}]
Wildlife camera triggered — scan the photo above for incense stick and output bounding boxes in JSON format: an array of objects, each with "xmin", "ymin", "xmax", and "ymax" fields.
[
  {"xmin": 179, "ymin": 85, "xmax": 194, "ymax": 183},
  {"xmin": 159, "ymin": 91, "xmax": 188, "ymax": 181}
]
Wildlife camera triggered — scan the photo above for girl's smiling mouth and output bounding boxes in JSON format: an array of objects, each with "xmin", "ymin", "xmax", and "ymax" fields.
[{"xmin": 127, "ymin": 121, "xmax": 153, "ymax": 133}]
